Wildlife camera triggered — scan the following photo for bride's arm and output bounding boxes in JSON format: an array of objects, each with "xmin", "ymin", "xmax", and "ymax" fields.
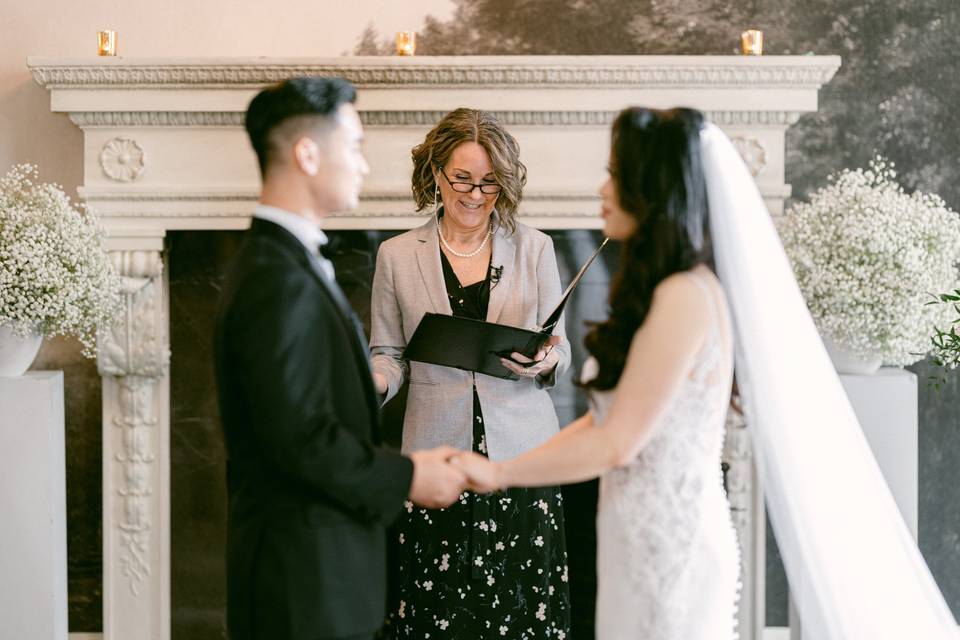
[{"xmin": 494, "ymin": 274, "xmax": 713, "ymax": 489}]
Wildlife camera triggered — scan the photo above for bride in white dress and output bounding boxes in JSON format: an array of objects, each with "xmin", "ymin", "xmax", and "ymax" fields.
[{"xmin": 455, "ymin": 107, "xmax": 740, "ymax": 640}]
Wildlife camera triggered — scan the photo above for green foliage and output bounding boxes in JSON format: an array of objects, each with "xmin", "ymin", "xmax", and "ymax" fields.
[{"xmin": 925, "ymin": 289, "xmax": 960, "ymax": 388}]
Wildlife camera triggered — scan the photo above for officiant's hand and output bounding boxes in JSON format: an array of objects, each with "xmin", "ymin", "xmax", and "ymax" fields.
[
  {"xmin": 451, "ymin": 451, "xmax": 504, "ymax": 494},
  {"xmin": 409, "ymin": 446, "xmax": 468, "ymax": 508},
  {"xmin": 499, "ymin": 335, "xmax": 563, "ymax": 379}
]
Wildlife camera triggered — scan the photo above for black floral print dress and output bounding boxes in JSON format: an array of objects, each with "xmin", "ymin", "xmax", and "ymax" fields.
[{"xmin": 389, "ymin": 251, "xmax": 571, "ymax": 640}]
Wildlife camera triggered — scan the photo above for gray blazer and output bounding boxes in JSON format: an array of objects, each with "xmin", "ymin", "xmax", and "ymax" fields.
[{"xmin": 370, "ymin": 214, "xmax": 571, "ymax": 461}]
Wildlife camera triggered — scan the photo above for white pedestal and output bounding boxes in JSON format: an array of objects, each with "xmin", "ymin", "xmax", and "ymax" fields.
[
  {"xmin": 0, "ymin": 371, "xmax": 68, "ymax": 640},
  {"xmin": 839, "ymin": 367, "xmax": 918, "ymax": 539}
]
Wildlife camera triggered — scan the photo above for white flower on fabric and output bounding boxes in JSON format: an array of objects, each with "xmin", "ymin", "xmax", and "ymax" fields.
[
  {"xmin": 495, "ymin": 541, "xmax": 505, "ymax": 551},
  {"xmin": 439, "ymin": 553, "xmax": 450, "ymax": 572},
  {"xmin": 398, "ymin": 600, "xmax": 406, "ymax": 619},
  {"xmin": 423, "ymin": 581, "xmax": 433, "ymax": 591},
  {"xmin": 474, "ymin": 557, "xmax": 483, "ymax": 567},
  {"xmin": 437, "ymin": 619, "xmax": 449, "ymax": 630},
  {"xmin": 404, "ymin": 501, "xmax": 413, "ymax": 513},
  {"xmin": 538, "ymin": 499, "xmax": 549, "ymax": 514},
  {"xmin": 534, "ymin": 536, "xmax": 544, "ymax": 547},
  {"xmin": 780, "ymin": 157, "xmax": 960, "ymax": 365},
  {"xmin": 500, "ymin": 626, "xmax": 509, "ymax": 636}
]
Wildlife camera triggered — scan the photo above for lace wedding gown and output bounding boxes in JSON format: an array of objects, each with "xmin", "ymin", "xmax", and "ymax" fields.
[{"xmin": 585, "ymin": 272, "xmax": 740, "ymax": 640}]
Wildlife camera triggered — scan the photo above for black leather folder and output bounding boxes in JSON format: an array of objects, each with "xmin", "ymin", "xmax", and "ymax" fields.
[{"xmin": 403, "ymin": 238, "xmax": 608, "ymax": 380}]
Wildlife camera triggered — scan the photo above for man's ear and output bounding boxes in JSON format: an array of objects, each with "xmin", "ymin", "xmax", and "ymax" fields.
[{"xmin": 293, "ymin": 136, "xmax": 321, "ymax": 176}]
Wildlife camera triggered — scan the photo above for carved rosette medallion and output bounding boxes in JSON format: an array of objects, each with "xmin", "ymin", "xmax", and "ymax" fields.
[
  {"xmin": 731, "ymin": 136, "xmax": 767, "ymax": 178},
  {"xmin": 100, "ymin": 137, "xmax": 146, "ymax": 182}
]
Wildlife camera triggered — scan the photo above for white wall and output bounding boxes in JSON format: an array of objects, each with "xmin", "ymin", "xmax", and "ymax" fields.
[{"xmin": 0, "ymin": 0, "xmax": 452, "ymax": 195}]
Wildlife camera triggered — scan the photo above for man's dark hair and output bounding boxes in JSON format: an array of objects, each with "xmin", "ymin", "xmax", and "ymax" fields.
[{"xmin": 244, "ymin": 76, "xmax": 357, "ymax": 177}]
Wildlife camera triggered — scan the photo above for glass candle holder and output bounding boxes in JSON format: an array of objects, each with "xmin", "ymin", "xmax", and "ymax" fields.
[
  {"xmin": 97, "ymin": 30, "xmax": 117, "ymax": 56},
  {"xmin": 740, "ymin": 29, "xmax": 763, "ymax": 56},
  {"xmin": 395, "ymin": 31, "xmax": 417, "ymax": 56}
]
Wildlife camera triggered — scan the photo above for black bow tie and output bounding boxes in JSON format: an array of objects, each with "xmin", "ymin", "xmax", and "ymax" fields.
[{"xmin": 317, "ymin": 235, "xmax": 341, "ymax": 261}]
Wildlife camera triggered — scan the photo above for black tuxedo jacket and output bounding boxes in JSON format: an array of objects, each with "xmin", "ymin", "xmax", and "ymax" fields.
[{"xmin": 214, "ymin": 218, "xmax": 413, "ymax": 640}]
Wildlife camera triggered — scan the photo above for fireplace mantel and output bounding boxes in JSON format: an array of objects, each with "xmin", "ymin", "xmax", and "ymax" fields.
[
  {"xmin": 29, "ymin": 55, "xmax": 839, "ymax": 640},
  {"xmin": 30, "ymin": 55, "xmax": 839, "ymax": 237}
]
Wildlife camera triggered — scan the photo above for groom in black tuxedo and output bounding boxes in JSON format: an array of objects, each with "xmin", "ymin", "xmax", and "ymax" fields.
[{"xmin": 214, "ymin": 77, "xmax": 466, "ymax": 640}]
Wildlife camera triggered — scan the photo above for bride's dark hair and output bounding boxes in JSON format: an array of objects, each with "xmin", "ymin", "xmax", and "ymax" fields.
[{"xmin": 583, "ymin": 107, "xmax": 712, "ymax": 391}]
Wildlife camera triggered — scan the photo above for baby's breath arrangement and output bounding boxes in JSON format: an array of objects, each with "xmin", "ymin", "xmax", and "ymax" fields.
[
  {"xmin": 0, "ymin": 164, "xmax": 121, "ymax": 357},
  {"xmin": 780, "ymin": 157, "xmax": 960, "ymax": 366}
]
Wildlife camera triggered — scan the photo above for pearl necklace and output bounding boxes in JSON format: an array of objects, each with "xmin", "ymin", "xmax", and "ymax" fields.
[{"xmin": 437, "ymin": 216, "xmax": 494, "ymax": 259}]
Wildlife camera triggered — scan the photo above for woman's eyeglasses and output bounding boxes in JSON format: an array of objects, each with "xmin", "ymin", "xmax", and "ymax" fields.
[{"xmin": 439, "ymin": 168, "xmax": 502, "ymax": 195}]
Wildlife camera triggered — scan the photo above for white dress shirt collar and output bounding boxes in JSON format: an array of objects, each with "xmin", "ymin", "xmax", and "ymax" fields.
[
  {"xmin": 253, "ymin": 204, "xmax": 329, "ymax": 256},
  {"xmin": 253, "ymin": 204, "xmax": 335, "ymax": 280}
]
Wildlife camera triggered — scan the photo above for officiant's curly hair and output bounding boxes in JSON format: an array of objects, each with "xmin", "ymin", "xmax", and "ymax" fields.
[
  {"xmin": 584, "ymin": 107, "xmax": 712, "ymax": 391},
  {"xmin": 411, "ymin": 108, "xmax": 527, "ymax": 234},
  {"xmin": 244, "ymin": 76, "xmax": 357, "ymax": 177}
]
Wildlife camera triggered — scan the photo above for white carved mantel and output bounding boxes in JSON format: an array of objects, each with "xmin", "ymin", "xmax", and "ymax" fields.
[{"xmin": 29, "ymin": 55, "xmax": 839, "ymax": 640}]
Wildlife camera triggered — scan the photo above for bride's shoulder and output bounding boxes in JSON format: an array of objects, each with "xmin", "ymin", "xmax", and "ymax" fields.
[
  {"xmin": 652, "ymin": 269, "xmax": 709, "ymax": 302},
  {"xmin": 647, "ymin": 270, "xmax": 715, "ymax": 328}
]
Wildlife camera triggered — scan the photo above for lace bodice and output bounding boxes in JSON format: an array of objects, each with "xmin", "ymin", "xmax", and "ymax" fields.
[{"xmin": 585, "ymin": 271, "xmax": 741, "ymax": 640}]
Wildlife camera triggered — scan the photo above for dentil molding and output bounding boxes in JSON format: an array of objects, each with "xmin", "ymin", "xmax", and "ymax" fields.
[
  {"xmin": 29, "ymin": 57, "xmax": 840, "ymax": 89},
  {"xmin": 67, "ymin": 110, "xmax": 804, "ymax": 128}
]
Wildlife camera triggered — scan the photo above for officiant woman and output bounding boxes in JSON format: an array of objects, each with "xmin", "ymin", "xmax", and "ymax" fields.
[{"xmin": 369, "ymin": 108, "xmax": 571, "ymax": 638}]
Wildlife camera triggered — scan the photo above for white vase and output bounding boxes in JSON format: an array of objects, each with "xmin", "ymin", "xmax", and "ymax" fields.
[
  {"xmin": 822, "ymin": 335, "xmax": 882, "ymax": 375},
  {"xmin": 0, "ymin": 325, "xmax": 43, "ymax": 377}
]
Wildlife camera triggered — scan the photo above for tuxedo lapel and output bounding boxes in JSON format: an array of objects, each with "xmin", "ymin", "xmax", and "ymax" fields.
[
  {"xmin": 247, "ymin": 218, "xmax": 380, "ymax": 423},
  {"xmin": 304, "ymin": 253, "xmax": 370, "ymax": 361},
  {"xmin": 303, "ymin": 252, "xmax": 384, "ymax": 437},
  {"xmin": 415, "ymin": 219, "xmax": 453, "ymax": 315},
  {"xmin": 486, "ymin": 220, "xmax": 516, "ymax": 323}
]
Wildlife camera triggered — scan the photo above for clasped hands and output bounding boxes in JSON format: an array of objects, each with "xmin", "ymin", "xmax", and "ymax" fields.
[{"xmin": 408, "ymin": 448, "xmax": 504, "ymax": 508}]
